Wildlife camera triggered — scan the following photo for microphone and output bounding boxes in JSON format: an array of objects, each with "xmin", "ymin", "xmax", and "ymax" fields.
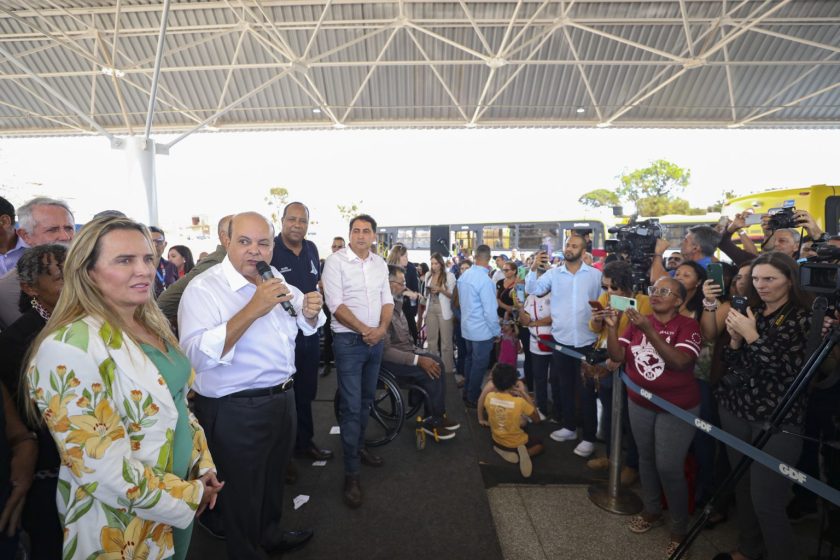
[{"xmin": 255, "ymin": 261, "xmax": 297, "ymax": 317}]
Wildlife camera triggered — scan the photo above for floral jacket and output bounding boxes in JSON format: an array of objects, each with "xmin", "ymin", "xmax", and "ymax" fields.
[{"xmin": 28, "ymin": 316, "xmax": 215, "ymax": 560}]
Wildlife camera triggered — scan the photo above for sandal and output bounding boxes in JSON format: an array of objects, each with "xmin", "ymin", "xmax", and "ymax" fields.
[
  {"xmin": 627, "ymin": 514, "xmax": 664, "ymax": 534},
  {"xmin": 665, "ymin": 540, "xmax": 688, "ymax": 559},
  {"xmin": 517, "ymin": 445, "xmax": 532, "ymax": 478}
]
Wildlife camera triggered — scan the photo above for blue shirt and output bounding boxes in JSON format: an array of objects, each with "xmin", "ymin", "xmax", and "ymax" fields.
[
  {"xmin": 525, "ymin": 263, "xmax": 602, "ymax": 347},
  {"xmin": 270, "ymin": 234, "xmax": 321, "ymax": 294},
  {"xmin": 457, "ymin": 264, "xmax": 501, "ymax": 341},
  {"xmin": 0, "ymin": 235, "xmax": 27, "ymax": 276}
]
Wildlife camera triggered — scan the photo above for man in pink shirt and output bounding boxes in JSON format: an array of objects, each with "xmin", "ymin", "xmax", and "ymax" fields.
[{"xmin": 321, "ymin": 214, "xmax": 394, "ymax": 509}]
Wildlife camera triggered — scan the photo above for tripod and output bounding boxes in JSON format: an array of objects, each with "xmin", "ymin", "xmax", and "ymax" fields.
[{"xmin": 670, "ymin": 322, "xmax": 840, "ymax": 559}]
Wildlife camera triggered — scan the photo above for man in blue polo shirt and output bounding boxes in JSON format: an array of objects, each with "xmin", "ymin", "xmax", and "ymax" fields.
[{"xmin": 271, "ymin": 202, "xmax": 333, "ymax": 462}]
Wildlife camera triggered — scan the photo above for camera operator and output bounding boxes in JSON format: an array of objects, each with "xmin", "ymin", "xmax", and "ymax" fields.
[
  {"xmin": 716, "ymin": 252, "xmax": 812, "ymax": 560},
  {"xmin": 651, "ymin": 226, "xmax": 721, "ymax": 283}
]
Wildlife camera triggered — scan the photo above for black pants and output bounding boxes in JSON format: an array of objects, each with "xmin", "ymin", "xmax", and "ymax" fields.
[
  {"xmin": 294, "ymin": 331, "xmax": 321, "ymax": 450},
  {"xmin": 21, "ymin": 477, "xmax": 62, "ymax": 560},
  {"xmin": 194, "ymin": 390, "xmax": 296, "ymax": 560},
  {"xmin": 382, "ymin": 353, "xmax": 446, "ymax": 418},
  {"xmin": 322, "ymin": 304, "xmax": 334, "ymax": 364},
  {"xmin": 550, "ymin": 345, "xmax": 590, "ymax": 431}
]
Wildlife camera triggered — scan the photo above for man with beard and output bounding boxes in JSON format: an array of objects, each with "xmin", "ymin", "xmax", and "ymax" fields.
[
  {"xmin": 0, "ymin": 197, "xmax": 75, "ymax": 329},
  {"xmin": 526, "ymin": 234, "xmax": 602, "ymax": 457}
]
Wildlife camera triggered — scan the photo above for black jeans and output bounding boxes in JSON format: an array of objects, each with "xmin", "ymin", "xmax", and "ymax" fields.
[
  {"xmin": 550, "ymin": 345, "xmax": 590, "ymax": 431},
  {"xmin": 382, "ymin": 353, "xmax": 446, "ymax": 418}
]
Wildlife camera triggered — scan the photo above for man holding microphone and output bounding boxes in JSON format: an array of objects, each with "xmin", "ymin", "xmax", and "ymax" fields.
[{"xmin": 179, "ymin": 212, "xmax": 325, "ymax": 560}]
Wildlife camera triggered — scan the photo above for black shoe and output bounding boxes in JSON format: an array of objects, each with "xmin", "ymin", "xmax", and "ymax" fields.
[
  {"xmin": 196, "ymin": 514, "xmax": 226, "ymax": 540},
  {"xmin": 320, "ymin": 363, "xmax": 332, "ymax": 377},
  {"xmin": 421, "ymin": 417, "xmax": 456, "ymax": 441},
  {"xmin": 358, "ymin": 447, "xmax": 384, "ymax": 467},
  {"xmin": 264, "ymin": 529, "xmax": 314, "ymax": 553},
  {"xmin": 285, "ymin": 462, "xmax": 298, "ymax": 485},
  {"xmin": 296, "ymin": 445, "xmax": 334, "ymax": 461},
  {"xmin": 344, "ymin": 475, "xmax": 362, "ymax": 508}
]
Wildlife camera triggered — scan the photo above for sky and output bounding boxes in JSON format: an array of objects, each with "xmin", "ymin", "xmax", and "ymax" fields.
[{"xmin": 2, "ymin": 127, "xmax": 839, "ymax": 256}]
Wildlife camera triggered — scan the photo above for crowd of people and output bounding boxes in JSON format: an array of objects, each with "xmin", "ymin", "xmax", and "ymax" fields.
[{"xmin": 0, "ymin": 194, "xmax": 837, "ymax": 560}]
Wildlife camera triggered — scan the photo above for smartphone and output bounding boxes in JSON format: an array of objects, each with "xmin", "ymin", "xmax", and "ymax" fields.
[
  {"xmin": 610, "ymin": 295, "xmax": 637, "ymax": 312},
  {"xmin": 731, "ymin": 295, "xmax": 749, "ymax": 315},
  {"xmin": 707, "ymin": 262, "xmax": 726, "ymax": 296},
  {"xmin": 744, "ymin": 213, "xmax": 763, "ymax": 226},
  {"xmin": 588, "ymin": 300, "xmax": 604, "ymax": 311},
  {"xmin": 517, "ymin": 266, "xmax": 528, "ymax": 280},
  {"xmin": 515, "ymin": 284, "xmax": 526, "ymax": 305}
]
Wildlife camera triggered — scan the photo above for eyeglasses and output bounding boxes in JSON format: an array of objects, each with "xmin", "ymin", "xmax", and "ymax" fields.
[{"xmin": 647, "ymin": 286, "xmax": 675, "ymax": 297}]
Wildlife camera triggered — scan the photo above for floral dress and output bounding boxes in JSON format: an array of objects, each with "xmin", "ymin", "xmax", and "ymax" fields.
[{"xmin": 28, "ymin": 316, "xmax": 215, "ymax": 560}]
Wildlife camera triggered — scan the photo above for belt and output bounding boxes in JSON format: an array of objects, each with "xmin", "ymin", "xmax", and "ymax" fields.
[{"xmin": 226, "ymin": 378, "xmax": 294, "ymax": 399}]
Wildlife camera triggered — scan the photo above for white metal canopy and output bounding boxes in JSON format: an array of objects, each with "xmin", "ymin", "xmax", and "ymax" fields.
[{"xmin": 1, "ymin": 0, "xmax": 839, "ymax": 142}]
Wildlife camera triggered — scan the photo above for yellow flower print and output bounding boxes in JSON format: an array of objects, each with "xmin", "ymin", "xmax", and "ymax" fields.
[
  {"xmin": 131, "ymin": 441, "xmax": 141, "ymax": 451},
  {"xmin": 77, "ymin": 396, "xmax": 90, "ymax": 408},
  {"xmin": 143, "ymin": 403, "xmax": 159, "ymax": 417},
  {"xmin": 150, "ymin": 523, "xmax": 173, "ymax": 560},
  {"xmin": 126, "ymin": 486, "xmax": 141, "ymax": 501},
  {"xmin": 92, "ymin": 383, "xmax": 103, "ymax": 394},
  {"xmin": 142, "ymin": 466, "xmax": 162, "ymax": 492},
  {"xmin": 130, "ymin": 390, "xmax": 143, "ymax": 402},
  {"xmin": 128, "ymin": 423, "xmax": 141, "ymax": 434},
  {"xmin": 160, "ymin": 473, "xmax": 200, "ymax": 504},
  {"xmin": 67, "ymin": 400, "xmax": 126, "ymax": 459},
  {"xmin": 44, "ymin": 394, "xmax": 73, "ymax": 433},
  {"xmin": 97, "ymin": 517, "xmax": 152, "ymax": 560},
  {"xmin": 68, "ymin": 377, "xmax": 81, "ymax": 388},
  {"xmin": 61, "ymin": 446, "xmax": 94, "ymax": 477},
  {"xmin": 56, "ymin": 365, "xmax": 67, "ymax": 377}
]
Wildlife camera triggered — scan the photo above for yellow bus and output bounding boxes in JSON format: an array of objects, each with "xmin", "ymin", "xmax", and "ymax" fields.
[{"xmin": 721, "ymin": 185, "xmax": 839, "ymax": 239}]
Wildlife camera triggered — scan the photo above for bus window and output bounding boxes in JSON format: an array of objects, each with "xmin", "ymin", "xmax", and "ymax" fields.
[
  {"xmin": 397, "ymin": 228, "xmax": 414, "ymax": 248},
  {"xmin": 414, "ymin": 227, "xmax": 431, "ymax": 250},
  {"xmin": 376, "ymin": 231, "xmax": 393, "ymax": 253},
  {"xmin": 453, "ymin": 229, "xmax": 476, "ymax": 255},
  {"xmin": 518, "ymin": 223, "xmax": 560, "ymax": 253},
  {"xmin": 483, "ymin": 225, "xmax": 512, "ymax": 250}
]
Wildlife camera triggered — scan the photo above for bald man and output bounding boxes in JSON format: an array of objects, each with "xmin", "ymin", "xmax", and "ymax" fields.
[{"xmin": 179, "ymin": 212, "xmax": 325, "ymax": 559}]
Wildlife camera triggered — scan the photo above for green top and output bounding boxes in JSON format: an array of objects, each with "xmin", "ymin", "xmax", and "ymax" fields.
[{"xmin": 140, "ymin": 343, "xmax": 192, "ymax": 479}]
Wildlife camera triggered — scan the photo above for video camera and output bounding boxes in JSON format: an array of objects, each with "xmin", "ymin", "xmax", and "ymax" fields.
[
  {"xmin": 800, "ymin": 241, "xmax": 840, "ymax": 297},
  {"xmin": 605, "ymin": 218, "xmax": 664, "ymax": 292}
]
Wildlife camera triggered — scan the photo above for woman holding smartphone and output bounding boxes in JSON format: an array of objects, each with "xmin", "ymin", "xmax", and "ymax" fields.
[
  {"xmin": 714, "ymin": 253, "xmax": 811, "ymax": 560},
  {"xmin": 605, "ymin": 275, "xmax": 702, "ymax": 558}
]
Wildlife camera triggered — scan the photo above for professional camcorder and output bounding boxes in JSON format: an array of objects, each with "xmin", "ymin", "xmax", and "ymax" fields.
[
  {"xmin": 800, "ymin": 241, "xmax": 840, "ymax": 297},
  {"xmin": 605, "ymin": 218, "xmax": 664, "ymax": 292}
]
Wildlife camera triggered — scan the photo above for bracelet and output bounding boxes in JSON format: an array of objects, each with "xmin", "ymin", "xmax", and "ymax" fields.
[{"xmin": 702, "ymin": 298, "xmax": 719, "ymax": 311}]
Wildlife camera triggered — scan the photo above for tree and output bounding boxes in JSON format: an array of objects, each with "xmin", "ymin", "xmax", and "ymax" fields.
[
  {"xmin": 707, "ymin": 189, "xmax": 737, "ymax": 213},
  {"xmin": 617, "ymin": 159, "xmax": 691, "ymax": 204},
  {"xmin": 264, "ymin": 187, "xmax": 289, "ymax": 226},
  {"xmin": 337, "ymin": 201, "xmax": 364, "ymax": 223},
  {"xmin": 578, "ymin": 188, "xmax": 620, "ymax": 208},
  {"xmin": 636, "ymin": 196, "xmax": 708, "ymax": 216}
]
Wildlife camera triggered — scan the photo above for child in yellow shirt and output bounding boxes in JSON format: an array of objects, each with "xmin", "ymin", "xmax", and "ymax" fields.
[{"xmin": 478, "ymin": 363, "xmax": 543, "ymax": 477}]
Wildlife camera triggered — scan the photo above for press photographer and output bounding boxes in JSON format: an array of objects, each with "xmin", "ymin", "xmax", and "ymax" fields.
[
  {"xmin": 604, "ymin": 218, "xmax": 663, "ymax": 293},
  {"xmin": 650, "ymin": 224, "xmax": 721, "ymax": 284}
]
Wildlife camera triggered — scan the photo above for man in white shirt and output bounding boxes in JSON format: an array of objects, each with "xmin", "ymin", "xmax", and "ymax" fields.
[
  {"xmin": 179, "ymin": 212, "xmax": 325, "ymax": 559},
  {"xmin": 322, "ymin": 214, "xmax": 393, "ymax": 509}
]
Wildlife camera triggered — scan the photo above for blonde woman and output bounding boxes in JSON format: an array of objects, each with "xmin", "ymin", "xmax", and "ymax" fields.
[
  {"xmin": 422, "ymin": 253, "xmax": 456, "ymax": 375},
  {"xmin": 26, "ymin": 216, "xmax": 220, "ymax": 560}
]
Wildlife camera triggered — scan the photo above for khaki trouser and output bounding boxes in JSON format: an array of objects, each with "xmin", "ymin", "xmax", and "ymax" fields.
[{"xmin": 424, "ymin": 299, "xmax": 455, "ymax": 374}]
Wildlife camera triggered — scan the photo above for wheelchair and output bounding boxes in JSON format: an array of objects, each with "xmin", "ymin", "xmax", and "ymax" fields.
[{"xmin": 333, "ymin": 366, "xmax": 434, "ymax": 449}]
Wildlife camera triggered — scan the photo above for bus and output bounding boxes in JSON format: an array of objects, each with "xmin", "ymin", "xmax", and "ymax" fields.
[
  {"xmin": 721, "ymin": 184, "xmax": 839, "ymax": 239},
  {"xmin": 377, "ymin": 219, "xmax": 610, "ymax": 262}
]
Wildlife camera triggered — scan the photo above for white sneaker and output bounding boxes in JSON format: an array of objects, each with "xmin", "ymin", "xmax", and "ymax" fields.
[
  {"xmin": 538, "ymin": 409, "xmax": 547, "ymax": 422},
  {"xmin": 549, "ymin": 428, "xmax": 578, "ymax": 442},
  {"xmin": 573, "ymin": 440, "xmax": 595, "ymax": 457}
]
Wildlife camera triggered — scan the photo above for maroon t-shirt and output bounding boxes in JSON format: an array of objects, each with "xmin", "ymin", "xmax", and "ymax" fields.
[{"xmin": 619, "ymin": 314, "xmax": 702, "ymax": 411}]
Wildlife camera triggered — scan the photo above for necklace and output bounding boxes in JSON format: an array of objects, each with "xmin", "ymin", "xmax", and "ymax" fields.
[{"xmin": 31, "ymin": 298, "xmax": 51, "ymax": 321}]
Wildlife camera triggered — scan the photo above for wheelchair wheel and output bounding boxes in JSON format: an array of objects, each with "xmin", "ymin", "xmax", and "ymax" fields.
[
  {"xmin": 333, "ymin": 373, "xmax": 405, "ymax": 448},
  {"xmin": 405, "ymin": 387, "xmax": 425, "ymax": 419}
]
